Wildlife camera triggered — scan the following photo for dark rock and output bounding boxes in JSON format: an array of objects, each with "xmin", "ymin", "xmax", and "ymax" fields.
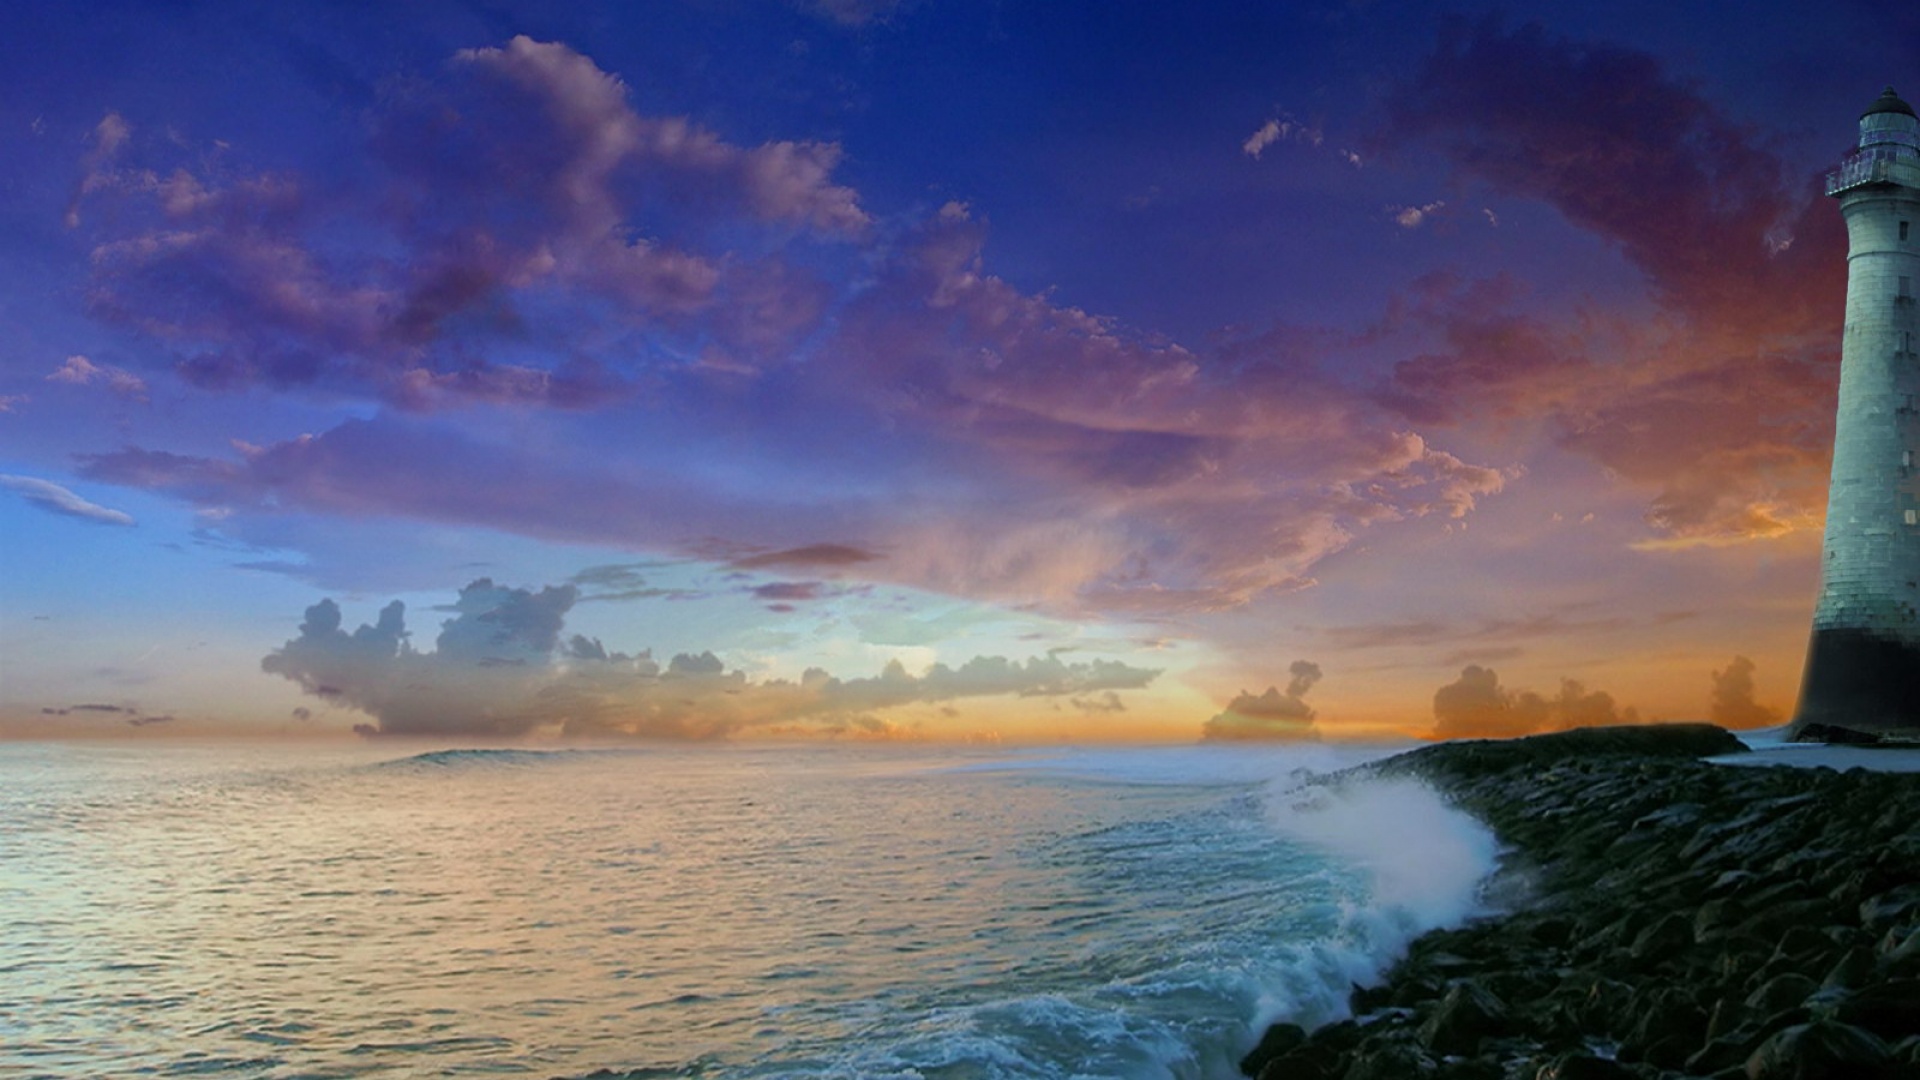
[
  {"xmin": 1417, "ymin": 980, "xmax": 1510, "ymax": 1056},
  {"xmin": 1340, "ymin": 1039, "xmax": 1435, "ymax": 1080},
  {"xmin": 1532, "ymin": 1054, "xmax": 1635, "ymax": 1080},
  {"xmin": 1772, "ymin": 925, "xmax": 1837, "ymax": 966},
  {"xmin": 1622, "ymin": 985, "xmax": 1707, "ymax": 1068},
  {"xmin": 1696, "ymin": 897, "xmax": 1752, "ymax": 942},
  {"xmin": 1293, "ymin": 728, "xmax": 1920, "ymax": 1080},
  {"xmin": 1348, "ymin": 981, "xmax": 1393, "ymax": 1014},
  {"xmin": 1823, "ymin": 947, "xmax": 1878, "ymax": 990},
  {"xmin": 1688, "ymin": 1025, "xmax": 1771, "ymax": 1077},
  {"xmin": 1705, "ymin": 996, "xmax": 1749, "ymax": 1043},
  {"xmin": 1746, "ymin": 973, "xmax": 1819, "ymax": 1016},
  {"xmin": 1528, "ymin": 916, "xmax": 1576, "ymax": 949},
  {"xmin": 1791, "ymin": 722, "xmax": 1884, "ymax": 745},
  {"xmin": 1630, "ymin": 911, "xmax": 1696, "ymax": 964},
  {"xmin": 1239, "ymin": 1021, "xmax": 1306, "ymax": 1077},
  {"xmin": 1861, "ymin": 884, "xmax": 1920, "ymax": 933},
  {"xmin": 1896, "ymin": 1034, "xmax": 1920, "ymax": 1065},
  {"xmin": 1255, "ymin": 1049, "xmax": 1337, "ymax": 1080},
  {"xmin": 1824, "ymin": 979, "xmax": 1920, "ymax": 1040},
  {"xmin": 1304, "ymin": 1018, "xmax": 1364, "ymax": 1054},
  {"xmin": 1884, "ymin": 926, "xmax": 1920, "ymax": 978},
  {"xmin": 1744, "ymin": 1020, "xmax": 1893, "ymax": 1079}
]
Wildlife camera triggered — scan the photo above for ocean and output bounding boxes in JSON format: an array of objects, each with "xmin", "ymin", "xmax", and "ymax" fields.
[{"xmin": 0, "ymin": 740, "xmax": 1502, "ymax": 1079}]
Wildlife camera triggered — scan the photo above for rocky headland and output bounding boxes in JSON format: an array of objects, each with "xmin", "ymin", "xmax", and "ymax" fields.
[{"xmin": 1240, "ymin": 725, "xmax": 1920, "ymax": 1080}]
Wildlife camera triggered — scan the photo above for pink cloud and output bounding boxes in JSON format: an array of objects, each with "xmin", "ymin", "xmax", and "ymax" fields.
[
  {"xmin": 1378, "ymin": 21, "xmax": 1849, "ymax": 545},
  {"xmin": 47, "ymin": 355, "xmax": 149, "ymax": 401}
]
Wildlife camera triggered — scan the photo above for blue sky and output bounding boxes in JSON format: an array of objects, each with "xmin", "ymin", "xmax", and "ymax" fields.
[{"xmin": 1, "ymin": 0, "xmax": 1912, "ymax": 740}]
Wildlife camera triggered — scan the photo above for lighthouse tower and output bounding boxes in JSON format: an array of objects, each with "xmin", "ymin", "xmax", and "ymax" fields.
[{"xmin": 1793, "ymin": 87, "xmax": 1920, "ymax": 738}]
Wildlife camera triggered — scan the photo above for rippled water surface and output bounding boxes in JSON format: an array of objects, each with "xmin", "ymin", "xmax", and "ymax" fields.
[{"xmin": 0, "ymin": 740, "xmax": 1492, "ymax": 1078}]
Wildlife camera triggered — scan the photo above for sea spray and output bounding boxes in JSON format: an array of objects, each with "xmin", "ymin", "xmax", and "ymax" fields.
[{"xmin": 1247, "ymin": 774, "xmax": 1504, "ymax": 1033}]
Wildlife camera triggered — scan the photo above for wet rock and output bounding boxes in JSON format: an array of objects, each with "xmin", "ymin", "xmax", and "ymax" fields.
[
  {"xmin": 1417, "ymin": 980, "xmax": 1510, "ymax": 1056},
  {"xmin": 1791, "ymin": 722, "xmax": 1884, "ymax": 745},
  {"xmin": 1532, "ymin": 1054, "xmax": 1636, "ymax": 1080},
  {"xmin": 1629, "ymin": 911, "xmax": 1695, "ymax": 965},
  {"xmin": 1822, "ymin": 978, "xmax": 1920, "ymax": 1041},
  {"xmin": 1340, "ymin": 1039, "xmax": 1435, "ymax": 1080},
  {"xmin": 1254, "ymin": 1050, "xmax": 1336, "ymax": 1080},
  {"xmin": 1862, "ymin": 885, "xmax": 1920, "ymax": 933},
  {"xmin": 1247, "ymin": 726, "xmax": 1920, "ymax": 1080},
  {"xmin": 1239, "ymin": 1021, "xmax": 1305, "ymax": 1077},
  {"xmin": 1744, "ymin": 1020, "xmax": 1893, "ymax": 1079},
  {"xmin": 1822, "ymin": 946, "xmax": 1878, "ymax": 990},
  {"xmin": 1745, "ymin": 973, "xmax": 1819, "ymax": 1016}
]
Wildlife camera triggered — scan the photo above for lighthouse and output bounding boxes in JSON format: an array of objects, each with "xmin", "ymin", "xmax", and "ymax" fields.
[{"xmin": 1792, "ymin": 87, "xmax": 1920, "ymax": 739}]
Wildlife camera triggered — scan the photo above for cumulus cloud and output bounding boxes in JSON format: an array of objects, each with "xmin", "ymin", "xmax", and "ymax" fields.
[
  {"xmin": 47, "ymin": 355, "xmax": 148, "ymax": 400},
  {"xmin": 1430, "ymin": 664, "xmax": 1639, "ymax": 740},
  {"xmin": 261, "ymin": 579, "xmax": 1160, "ymax": 738},
  {"xmin": 1201, "ymin": 660, "xmax": 1323, "ymax": 741},
  {"xmin": 1709, "ymin": 655, "xmax": 1782, "ymax": 729},
  {"xmin": 0, "ymin": 475, "xmax": 135, "ymax": 526}
]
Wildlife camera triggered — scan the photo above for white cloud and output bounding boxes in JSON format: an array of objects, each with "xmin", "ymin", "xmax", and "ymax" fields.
[
  {"xmin": 1390, "ymin": 201, "xmax": 1446, "ymax": 228},
  {"xmin": 0, "ymin": 475, "xmax": 136, "ymax": 526},
  {"xmin": 1242, "ymin": 114, "xmax": 1323, "ymax": 160}
]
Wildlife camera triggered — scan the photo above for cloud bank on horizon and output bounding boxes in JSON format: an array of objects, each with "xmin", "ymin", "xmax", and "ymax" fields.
[
  {"xmin": 263, "ymin": 579, "xmax": 1160, "ymax": 739},
  {"xmin": 2, "ymin": 1, "xmax": 1888, "ymax": 736}
]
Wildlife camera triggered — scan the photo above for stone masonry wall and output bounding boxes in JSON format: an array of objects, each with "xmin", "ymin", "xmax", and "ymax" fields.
[{"xmin": 1813, "ymin": 186, "xmax": 1920, "ymax": 644}]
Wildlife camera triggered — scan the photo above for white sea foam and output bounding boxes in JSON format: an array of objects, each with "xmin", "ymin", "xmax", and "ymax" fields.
[{"xmin": 1247, "ymin": 774, "xmax": 1504, "ymax": 1031}]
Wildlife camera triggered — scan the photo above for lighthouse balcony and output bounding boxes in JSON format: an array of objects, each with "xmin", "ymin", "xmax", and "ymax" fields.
[{"xmin": 1827, "ymin": 146, "xmax": 1920, "ymax": 195}]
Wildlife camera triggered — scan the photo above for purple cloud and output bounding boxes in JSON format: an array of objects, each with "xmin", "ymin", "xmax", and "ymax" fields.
[{"xmin": 73, "ymin": 37, "xmax": 866, "ymax": 411}]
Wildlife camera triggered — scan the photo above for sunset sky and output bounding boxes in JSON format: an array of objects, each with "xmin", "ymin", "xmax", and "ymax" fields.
[{"xmin": 2, "ymin": 0, "xmax": 1912, "ymax": 742}]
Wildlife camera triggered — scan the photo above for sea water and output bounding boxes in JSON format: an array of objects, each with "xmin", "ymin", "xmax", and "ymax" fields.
[{"xmin": 0, "ymin": 740, "xmax": 1500, "ymax": 1079}]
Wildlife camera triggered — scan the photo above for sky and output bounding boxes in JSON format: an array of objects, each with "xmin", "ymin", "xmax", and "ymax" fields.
[{"xmin": 1, "ymin": 0, "xmax": 1914, "ymax": 743}]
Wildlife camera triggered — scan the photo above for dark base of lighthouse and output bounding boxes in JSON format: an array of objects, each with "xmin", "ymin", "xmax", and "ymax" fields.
[{"xmin": 1789, "ymin": 627, "xmax": 1920, "ymax": 740}]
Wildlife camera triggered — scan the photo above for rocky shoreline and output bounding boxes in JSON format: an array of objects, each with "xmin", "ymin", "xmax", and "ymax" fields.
[{"xmin": 1240, "ymin": 725, "xmax": 1920, "ymax": 1080}]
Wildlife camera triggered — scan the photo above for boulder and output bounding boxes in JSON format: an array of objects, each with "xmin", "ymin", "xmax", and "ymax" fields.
[
  {"xmin": 1239, "ymin": 1021, "xmax": 1306, "ymax": 1077},
  {"xmin": 1630, "ymin": 911, "xmax": 1696, "ymax": 965},
  {"xmin": 1417, "ymin": 980, "xmax": 1510, "ymax": 1056},
  {"xmin": 1340, "ymin": 1039, "xmax": 1435, "ymax": 1080},
  {"xmin": 1532, "ymin": 1054, "xmax": 1636, "ymax": 1080},
  {"xmin": 1824, "ymin": 979, "xmax": 1920, "ymax": 1041},
  {"xmin": 1744, "ymin": 1020, "xmax": 1893, "ymax": 1079}
]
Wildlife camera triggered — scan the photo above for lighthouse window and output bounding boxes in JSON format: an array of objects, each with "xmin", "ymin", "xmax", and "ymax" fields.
[
  {"xmin": 1908, "ymin": 510, "xmax": 1917, "ymax": 526},
  {"xmin": 1904, "ymin": 221, "xmax": 1912, "ymax": 241},
  {"xmin": 1905, "ymin": 450, "xmax": 1913, "ymax": 468}
]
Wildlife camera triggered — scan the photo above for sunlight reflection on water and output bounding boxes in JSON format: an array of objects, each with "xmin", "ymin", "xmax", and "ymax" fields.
[{"xmin": 0, "ymin": 739, "xmax": 1477, "ymax": 1079}]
